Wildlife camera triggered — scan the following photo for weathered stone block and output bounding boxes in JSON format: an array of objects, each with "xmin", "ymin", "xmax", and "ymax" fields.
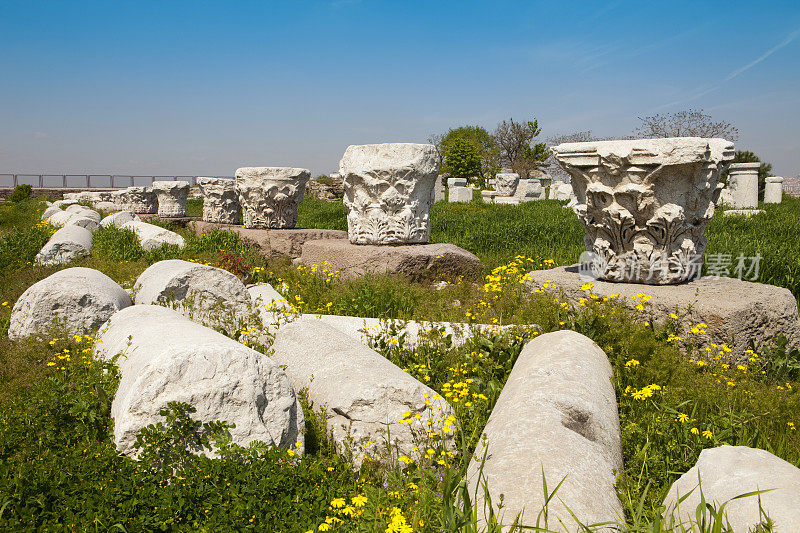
[
  {"xmin": 121, "ymin": 220, "xmax": 185, "ymax": 250},
  {"xmin": 448, "ymin": 186, "xmax": 473, "ymax": 203},
  {"xmin": 8, "ymin": 267, "xmax": 132, "ymax": 340},
  {"xmin": 764, "ymin": 176, "xmax": 783, "ymax": 204},
  {"xmin": 494, "ymin": 172, "xmax": 519, "ymax": 196},
  {"xmin": 234, "ymin": 167, "xmax": 310, "ymax": 229},
  {"xmin": 196, "ymin": 177, "xmax": 240, "ymax": 224},
  {"xmin": 35, "ymin": 225, "xmax": 93, "ymax": 265},
  {"xmin": 525, "ymin": 265, "xmax": 800, "ymax": 357},
  {"xmin": 340, "ymin": 143, "xmax": 439, "ymax": 244},
  {"xmin": 663, "ymin": 446, "xmax": 800, "ymax": 532},
  {"xmin": 270, "ymin": 319, "xmax": 454, "ymax": 466},
  {"xmin": 297, "ymin": 239, "xmax": 483, "ymax": 281},
  {"xmin": 94, "ymin": 305, "xmax": 303, "ymax": 457}
]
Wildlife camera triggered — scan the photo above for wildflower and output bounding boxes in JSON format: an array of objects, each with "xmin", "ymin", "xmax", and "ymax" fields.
[
  {"xmin": 702, "ymin": 430, "xmax": 713, "ymax": 439},
  {"xmin": 330, "ymin": 497, "xmax": 346, "ymax": 508},
  {"xmin": 690, "ymin": 427, "xmax": 699, "ymax": 435},
  {"xmin": 580, "ymin": 282, "xmax": 594, "ymax": 291},
  {"xmin": 788, "ymin": 422, "xmax": 796, "ymax": 431},
  {"xmin": 351, "ymin": 494, "xmax": 368, "ymax": 507},
  {"xmin": 625, "ymin": 359, "xmax": 640, "ymax": 369},
  {"xmin": 677, "ymin": 413, "xmax": 690, "ymax": 423}
]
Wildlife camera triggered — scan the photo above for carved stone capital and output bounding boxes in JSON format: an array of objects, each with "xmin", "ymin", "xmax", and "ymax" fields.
[
  {"xmin": 196, "ymin": 177, "xmax": 240, "ymax": 224},
  {"xmin": 339, "ymin": 143, "xmax": 439, "ymax": 245},
  {"xmin": 152, "ymin": 181, "xmax": 190, "ymax": 217},
  {"xmin": 552, "ymin": 137, "xmax": 735, "ymax": 284},
  {"xmin": 234, "ymin": 167, "xmax": 310, "ymax": 229}
]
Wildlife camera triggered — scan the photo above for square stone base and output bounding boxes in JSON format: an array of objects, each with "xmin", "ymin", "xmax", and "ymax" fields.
[
  {"xmin": 526, "ymin": 265, "xmax": 799, "ymax": 358},
  {"xmin": 449, "ymin": 186, "xmax": 473, "ymax": 203},
  {"xmin": 190, "ymin": 221, "xmax": 347, "ymax": 259},
  {"xmin": 296, "ymin": 240, "xmax": 483, "ymax": 282},
  {"xmin": 494, "ymin": 196, "xmax": 521, "ymax": 205}
]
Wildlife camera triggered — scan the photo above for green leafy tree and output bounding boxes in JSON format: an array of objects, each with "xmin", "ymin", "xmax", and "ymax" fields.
[
  {"xmin": 436, "ymin": 126, "xmax": 500, "ymax": 184},
  {"xmin": 443, "ymin": 138, "xmax": 482, "ymax": 181},
  {"xmin": 493, "ymin": 118, "xmax": 548, "ymax": 177}
]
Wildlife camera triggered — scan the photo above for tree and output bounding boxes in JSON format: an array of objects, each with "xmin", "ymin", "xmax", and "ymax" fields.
[
  {"xmin": 442, "ymin": 138, "xmax": 482, "ymax": 181},
  {"xmin": 544, "ymin": 131, "xmax": 605, "ymax": 182},
  {"xmin": 721, "ymin": 150, "xmax": 773, "ymax": 199},
  {"xmin": 438, "ymin": 126, "xmax": 500, "ymax": 184},
  {"xmin": 634, "ymin": 109, "xmax": 739, "ymax": 141},
  {"xmin": 493, "ymin": 118, "xmax": 548, "ymax": 177}
]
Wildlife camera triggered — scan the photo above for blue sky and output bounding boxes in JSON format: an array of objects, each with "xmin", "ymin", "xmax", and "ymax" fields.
[{"xmin": 1, "ymin": 0, "xmax": 799, "ymax": 177}]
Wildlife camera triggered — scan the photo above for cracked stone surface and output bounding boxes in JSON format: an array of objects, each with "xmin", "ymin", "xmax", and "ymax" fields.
[
  {"xmin": 8, "ymin": 267, "xmax": 132, "ymax": 340},
  {"xmin": 466, "ymin": 330, "xmax": 623, "ymax": 530},
  {"xmin": 94, "ymin": 305, "xmax": 303, "ymax": 458},
  {"xmin": 152, "ymin": 181, "xmax": 190, "ymax": 217},
  {"xmin": 271, "ymin": 319, "xmax": 455, "ymax": 467},
  {"xmin": 663, "ymin": 446, "xmax": 800, "ymax": 532},
  {"xmin": 196, "ymin": 177, "xmax": 240, "ymax": 224}
]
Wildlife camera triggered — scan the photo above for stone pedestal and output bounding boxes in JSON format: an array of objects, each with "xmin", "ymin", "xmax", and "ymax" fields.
[
  {"xmin": 152, "ymin": 181, "xmax": 190, "ymax": 217},
  {"xmin": 296, "ymin": 239, "xmax": 482, "ymax": 281},
  {"xmin": 234, "ymin": 167, "xmax": 310, "ymax": 229},
  {"xmin": 494, "ymin": 172, "xmax": 519, "ymax": 196},
  {"xmin": 481, "ymin": 189, "xmax": 498, "ymax": 203},
  {"xmin": 340, "ymin": 143, "xmax": 439, "ymax": 244},
  {"xmin": 727, "ymin": 162, "xmax": 759, "ymax": 209},
  {"xmin": 196, "ymin": 177, "xmax": 240, "ymax": 224},
  {"xmin": 449, "ymin": 186, "xmax": 473, "ymax": 203},
  {"xmin": 526, "ymin": 265, "xmax": 800, "ymax": 358},
  {"xmin": 434, "ymin": 175, "xmax": 446, "ymax": 203},
  {"xmin": 548, "ymin": 181, "xmax": 575, "ymax": 201},
  {"xmin": 551, "ymin": 137, "xmax": 735, "ymax": 284},
  {"xmin": 190, "ymin": 221, "xmax": 347, "ymax": 259},
  {"xmin": 494, "ymin": 196, "xmax": 520, "ymax": 205},
  {"xmin": 723, "ymin": 209, "xmax": 764, "ymax": 218},
  {"xmin": 764, "ymin": 176, "xmax": 784, "ymax": 204},
  {"xmin": 514, "ymin": 179, "xmax": 545, "ymax": 202}
]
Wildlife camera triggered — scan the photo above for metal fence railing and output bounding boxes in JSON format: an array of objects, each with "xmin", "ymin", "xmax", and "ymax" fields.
[{"xmin": 0, "ymin": 174, "xmax": 234, "ymax": 189}]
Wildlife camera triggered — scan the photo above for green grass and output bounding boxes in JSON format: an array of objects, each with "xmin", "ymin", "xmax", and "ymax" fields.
[{"xmin": 1, "ymin": 196, "xmax": 799, "ymax": 531}]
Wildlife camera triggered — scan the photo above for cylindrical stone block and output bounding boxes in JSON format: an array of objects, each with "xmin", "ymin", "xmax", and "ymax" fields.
[{"xmin": 727, "ymin": 162, "xmax": 760, "ymax": 209}]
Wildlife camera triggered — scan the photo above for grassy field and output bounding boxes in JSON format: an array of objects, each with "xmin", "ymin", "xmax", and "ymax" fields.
[{"xmin": 0, "ymin": 193, "xmax": 798, "ymax": 531}]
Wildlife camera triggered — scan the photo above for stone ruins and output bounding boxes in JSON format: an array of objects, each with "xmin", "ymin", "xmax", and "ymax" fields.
[
  {"xmin": 551, "ymin": 137, "xmax": 735, "ymax": 284},
  {"xmin": 765, "ymin": 176, "xmax": 784, "ymax": 204},
  {"xmin": 340, "ymin": 143, "xmax": 439, "ymax": 244},
  {"xmin": 152, "ymin": 180, "xmax": 190, "ymax": 217},
  {"xmin": 234, "ymin": 167, "xmax": 311, "ymax": 229},
  {"xmin": 196, "ymin": 177, "xmax": 240, "ymax": 224}
]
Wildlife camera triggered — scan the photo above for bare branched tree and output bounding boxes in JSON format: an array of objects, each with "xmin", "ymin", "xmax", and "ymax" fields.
[
  {"xmin": 427, "ymin": 133, "xmax": 444, "ymax": 169},
  {"xmin": 493, "ymin": 118, "xmax": 548, "ymax": 177},
  {"xmin": 634, "ymin": 109, "xmax": 739, "ymax": 141},
  {"xmin": 544, "ymin": 131, "xmax": 606, "ymax": 182}
]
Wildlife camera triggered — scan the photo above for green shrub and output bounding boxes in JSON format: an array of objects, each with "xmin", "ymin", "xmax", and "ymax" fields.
[{"xmin": 7, "ymin": 184, "xmax": 32, "ymax": 203}]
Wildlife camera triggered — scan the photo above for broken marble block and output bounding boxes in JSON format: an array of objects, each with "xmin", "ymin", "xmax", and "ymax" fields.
[
  {"xmin": 8, "ymin": 267, "xmax": 132, "ymax": 340},
  {"xmin": 340, "ymin": 143, "xmax": 439, "ymax": 244},
  {"xmin": 196, "ymin": 177, "xmax": 240, "ymax": 224},
  {"xmin": 152, "ymin": 181, "xmax": 190, "ymax": 217},
  {"xmin": 35, "ymin": 225, "xmax": 93, "ymax": 266},
  {"xmin": 121, "ymin": 221, "xmax": 185, "ymax": 250},
  {"xmin": 94, "ymin": 305, "xmax": 303, "ymax": 458},
  {"xmin": 271, "ymin": 319, "xmax": 455, "ymax": 466},
  {"xmin": 133, "ymin": 259, "xmax": 255, "ymax": 330},
  {"xmin": 234, "ymin": 167, "xmax": 311, "ymax": 229}
]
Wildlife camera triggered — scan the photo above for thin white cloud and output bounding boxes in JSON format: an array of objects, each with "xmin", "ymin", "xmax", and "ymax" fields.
[
  {"xmin": 654, "ymin": 26, "xmax": 800, "ymax": 110},
  {"xmin": 33, "ymin": 132, "xmax": 49, "ymax": 139},
  {"xmin": 724, "ymin": 27, "xmax": 800, "ymax": 83}
]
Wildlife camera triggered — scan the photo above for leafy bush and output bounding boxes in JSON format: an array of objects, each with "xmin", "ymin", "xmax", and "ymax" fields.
[{"xmin": 7, "ymin": 184, "xmax": 32, "ymax": 203}]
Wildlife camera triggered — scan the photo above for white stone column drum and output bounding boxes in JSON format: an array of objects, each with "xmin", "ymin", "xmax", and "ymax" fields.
[
  {"xmin": 727, "ymin": 162, "xmax": 759, "ymax": 209},
  {"xmin": 552, "ymin": 137, "xmax": 735, "ymax": 284}
]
